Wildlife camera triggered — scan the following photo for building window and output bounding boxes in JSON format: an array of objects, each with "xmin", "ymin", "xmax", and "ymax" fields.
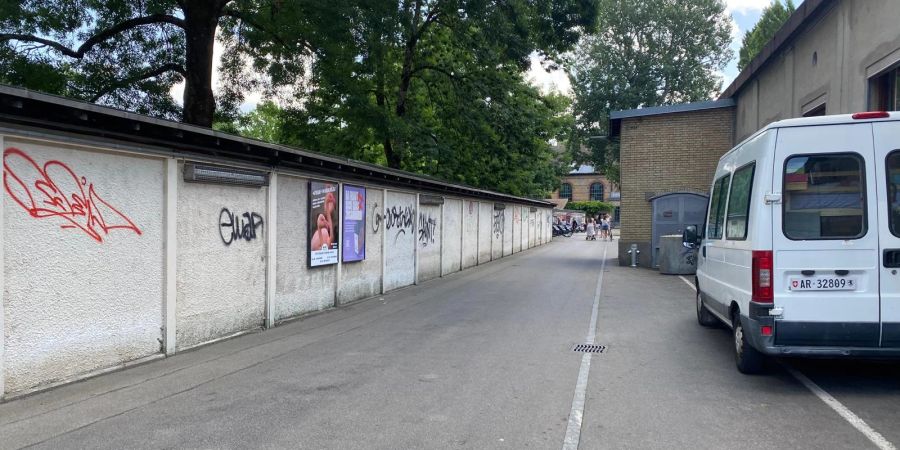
[
  {"xmin": 589, "ymin": 183, "xmax": 604, "ymax": 201},
  {"xmin": 870, "ymin": 66, "xmax": 900, "ymax": 111},
  {"xmin": 613, "ymin": 206, "xmax": 620, "ymax": 223},
  {"xmin": 560, "ymin": 183, "xmax": 572, "ymax": 200},
  {"xmin": 803, "ymin": 103, "xmax": 826, "ymax": 117}
]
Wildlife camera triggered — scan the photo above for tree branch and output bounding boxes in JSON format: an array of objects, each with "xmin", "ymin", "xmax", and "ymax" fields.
[
  {"xmin": 0, "ymin": 14, "xmax": 185, "ymax": 59},
  {"xmin": 221, "ymin": 7, "xmax": 317, "ymax": 54},
  {"xmin": 89, "ymin": 62, "xmax": 187, "ymax": 102}
]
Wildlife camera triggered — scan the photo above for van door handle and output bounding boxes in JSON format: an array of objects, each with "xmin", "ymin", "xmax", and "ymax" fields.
[
  {"xmin": 884, "ymin": 249, "xmax": 900, "ymax": 268},
  {"xmin": 834, "ymin": 270, "xmax": 849, "ymax": 276},
  {"xmin": 801, "ymin": 270, "xmax": 816, "ymax": 276},
  {"xmin": 702, "ymin": 245, "xmax": 706, "ymax": 257}
]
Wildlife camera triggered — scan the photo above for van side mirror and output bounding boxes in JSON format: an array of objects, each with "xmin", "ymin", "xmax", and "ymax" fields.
[{"xmin": 683, "ymin": 225, "xmax": 700, "ymax": 248}]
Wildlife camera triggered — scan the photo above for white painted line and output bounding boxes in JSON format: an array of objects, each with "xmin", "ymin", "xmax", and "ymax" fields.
[
  {"xmin": 678, "ymin": 276, "xmax": 696, "ymax": 291},
  {"xmin": 681, "ymin": 270, "xmax": 893, "ymax": 448},
  {"xmin": 562, "ymin": 242, "xmax": 608, "ymax": 450},
  {"xmin": 785, "ymin": 365, "xmax": 896, "ymax": 450}
]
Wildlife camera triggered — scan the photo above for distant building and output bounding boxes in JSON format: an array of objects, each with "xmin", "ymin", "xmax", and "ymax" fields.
[
  {"xmin": 547, "ymin": 164, "xmax": 620, "ymax": 224},
  {"xmin": 612, "ymin": 0, "xmax": 900, "ymax": 267}
]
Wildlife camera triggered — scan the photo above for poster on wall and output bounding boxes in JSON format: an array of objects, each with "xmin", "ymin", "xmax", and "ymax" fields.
[
  {"xmin": 342, "ymin": 185, "xmax": 366, "ymax": 262},
  {"xmin": 308, "ymin": 180, "xmax": 340, "ymax": 267}
]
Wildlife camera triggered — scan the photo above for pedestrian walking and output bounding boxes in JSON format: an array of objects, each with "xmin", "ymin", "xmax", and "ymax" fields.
[
  {"xmin": 586, "ymin": 219, "xmax": 596, "ymax": 240},
  {"xmin": 600, "ymin": 215, "xmax": 611, "ymax": 241}
]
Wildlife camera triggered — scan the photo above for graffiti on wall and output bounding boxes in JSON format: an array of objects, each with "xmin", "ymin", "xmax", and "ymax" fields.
[
  {"xmin": 219, "ymin": 208, "xmax": 263, "ymax": 245},
  {"xmin": 3, "ymin": 147, "xmax": 142, "ymax": 243},
  {"xmin": 492, "ymin": 211, "xmax": 504, "ymax": 238},
  {"xmin": 372, "ymin": 202, "xmax": 382, "ymax": 233},
  {"xmin": 418, "ymin": 212, "xmax": 437, "ymax": 246},
  {"xmin": 380, "ymin": 204, "xmax": 415, "ymax": 243}
]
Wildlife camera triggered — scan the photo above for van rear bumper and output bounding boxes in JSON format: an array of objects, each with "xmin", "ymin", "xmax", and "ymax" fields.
[{"xmin": 743, "ymin": 315, "xmax": 900, "ymax": 357}]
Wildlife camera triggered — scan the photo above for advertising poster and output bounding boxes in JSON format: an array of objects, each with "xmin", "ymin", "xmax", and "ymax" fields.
[
  {"xmin": 342, "ymin": 185, "xmax": 366, "ymax": 262},
  {"xmin": 308, "ymin": 180, "xmax": 340, "ymax": 267}
]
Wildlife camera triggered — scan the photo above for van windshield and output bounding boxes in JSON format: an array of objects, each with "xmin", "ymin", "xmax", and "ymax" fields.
[{"xmin": 783, "ymin": 153, "xmax": 865, "ymax": 240}]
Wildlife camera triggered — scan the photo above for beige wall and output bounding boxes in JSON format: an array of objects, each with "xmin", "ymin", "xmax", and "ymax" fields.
[
  {"xmin": 735, "ymin": 0, "xmax": 900, "ymax": 140},
  {"xmin": 550, "ymin": 174, "xmax": 617, "ymax": 203},
  {"xmin": 618, "ymin": 107, "xmax": 734, "ymax": 266}
]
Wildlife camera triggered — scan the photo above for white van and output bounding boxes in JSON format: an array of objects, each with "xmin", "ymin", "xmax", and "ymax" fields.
[{"xmin": 682, "ymin": 111, "xmax": 900, "ymax": 373}]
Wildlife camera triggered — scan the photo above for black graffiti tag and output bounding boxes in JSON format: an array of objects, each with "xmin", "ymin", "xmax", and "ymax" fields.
[
  {"xmin": 492, "ymin": 211, "xmax": 505, "ymax": 238},
  {"xmin": 219, "ymin": 208, "xmax": 264, "ymax": 245},
  {"xmin": 385, "ymin": 205, "xmax": 415, "ymax": 233},
  {"xmin": 372, "ymin": 202, "xmax": 383, "ymax": 233},
  {"xmin": 418, "ymin": 212, "xmax": 437, "ymax": 246}
]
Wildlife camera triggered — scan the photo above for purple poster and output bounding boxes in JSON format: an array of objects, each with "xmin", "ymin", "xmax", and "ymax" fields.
[{"xmin": 342, "ymin": 185, "xmax": 366, "ymax": 262}]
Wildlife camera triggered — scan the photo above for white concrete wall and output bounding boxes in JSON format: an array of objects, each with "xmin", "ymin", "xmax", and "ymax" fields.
[
  {"xmin": 461, "ymin": 199, "xmax": 479, "ymax": 269},
  {"xmin": 383, "ymin": 191, "xmax": 416, "ymax": 291},
  {"xmin": 338, "ymin": 187, "xmax": 383, "ymax": 304},
  {"xmin": 417, "ymin": 203, "xmax": 442, "ymax": 282},
  {"xmin": 176, "ymin": 166, "xmax": 267, "ymax": 349},
  {"xmin": 275, "ymin": 176, "xmax": 336, "ymax": 319},
  {"xmin": 502, "ymin": 208, "xmax": 513, "ymax": 256},
  {"xmin": 0, "ymin": 131, "xmax": 554, "ymax": 397},
  {"xmin": 528, "ymin": 210, "xmax": 536, "ymax": 248},
  {"xmin": 491, "ymin": 209, "xmax": 503, "ymax": 260},
  {"xmin": 441, "ymin": 199, "xmax": 462, "ymax": 276},
  {"xmin": 513, "ymin": 207, "xmax": 522, "ymax": 253},
  {"xmin": 3, "ymin": 138, "xmax": 164, "ymax": 394},
  {"xmin": 477, "ymin": 202, "xmax": 492, "ymax": 264},
  {"xmin": 520, "ymin": 208, "xmax": 528, "ymax": 251}
]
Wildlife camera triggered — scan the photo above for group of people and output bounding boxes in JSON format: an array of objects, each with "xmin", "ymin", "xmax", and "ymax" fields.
[{"xmin": 580, "ymin": 215, "xmax": 613, "ymax": 241}]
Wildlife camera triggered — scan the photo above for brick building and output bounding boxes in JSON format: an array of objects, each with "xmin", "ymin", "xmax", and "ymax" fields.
[
  {"xmin": 611, "ymin": 0, "xmax": 900, "ymax": 267},
  {"xmin": 547, "ymin": 165, "xmax": 620, "ymax": 223}
]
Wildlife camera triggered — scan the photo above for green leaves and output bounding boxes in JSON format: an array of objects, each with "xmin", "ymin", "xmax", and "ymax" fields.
[
  {"xmin": 738, "ymin": 0, "xmax": 795, "ymax": 71},
  {"xmin": 565, "ymin": 0, "xmax": 733, "ymax": 183},
  {"xmin": 565, "ymin": 201, "xmax": 614, "ymax": 216}
]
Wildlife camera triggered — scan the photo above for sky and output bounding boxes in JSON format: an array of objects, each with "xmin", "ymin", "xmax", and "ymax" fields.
[
  {"xmin": 527, "ymin": 0, "xmax": 778, "ymax": 96},
  {"xmin": 174, "ymin": 0, "xmax": 779, "ymax": 111}
]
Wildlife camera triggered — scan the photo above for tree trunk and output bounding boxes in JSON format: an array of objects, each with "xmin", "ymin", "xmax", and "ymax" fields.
[{"xmin": 181, "ymin": 1, "xmax": 224, "ymax": 127}]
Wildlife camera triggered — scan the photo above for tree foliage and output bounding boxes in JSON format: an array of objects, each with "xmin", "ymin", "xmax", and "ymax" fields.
[
  {"xmin": 0, "ymin": 0, "xmax": 322, "ymax": 125},
  {"xmin": 565, "ymin": 200, "xmax": 613, "ymax": 216},
  {"xmin": 737, "ymin": 0, "xmax": 795, "ymax": 71},
  {"xmin": 565, "ymin": 0, "xmax": 733, "ymax": 183},
  {"xmin": 253, "ymin": 0, "xmax": 597, "ymax": 197}
]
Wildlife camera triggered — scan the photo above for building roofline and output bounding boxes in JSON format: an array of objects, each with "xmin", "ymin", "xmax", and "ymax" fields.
[
  {"xmin": 608, "ymin": 99, "xmax": 735, "ymax": 137},
  {"xmin": 0, "ymin": 84, "xmax": 553, "ymax": 207},
  {"xmin": 719, "ymin": 0, "xmax": 834, "ymax": 100}
]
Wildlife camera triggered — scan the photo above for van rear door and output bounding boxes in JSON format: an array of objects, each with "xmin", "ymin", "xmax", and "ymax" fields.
[
  {"xmin": 875, "ymin": 120, "xmax": 900, "ymax": 347},
  {"xmin": 772, "ymin": 124, "xmax": 880, "ymax": 347}
]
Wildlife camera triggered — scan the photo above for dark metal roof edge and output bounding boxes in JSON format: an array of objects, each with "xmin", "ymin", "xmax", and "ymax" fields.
[
  {"xmin": 0, "ymin": 84, "xmax": 553, "ymax": 207},
  {"xmin": 719, "ymin": 0, "xmax": 833, "ymax": 100},
  {"xmin": 609, "ymin": 99, "xmax": 735, "ymax": 121}
]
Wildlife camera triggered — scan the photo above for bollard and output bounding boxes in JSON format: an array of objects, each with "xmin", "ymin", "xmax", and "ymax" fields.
[{"xmin": 626, "ymin": 243, "xmax": 640, "ymax": 267}]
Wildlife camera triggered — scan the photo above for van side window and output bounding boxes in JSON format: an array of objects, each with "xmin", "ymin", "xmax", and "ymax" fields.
[
  {"xmin": 887, "ymin": 151, "xmax": 900, "ymax": 237},
  {"xmin": 726, "ymin": 162, "xmax": 755, "ymax": 240},
  {"xmin": 783, "ymin": 153, "xmax": 866, "ymax": 240},
  {"xmin": 707, "ymin": 175, "xmax": 730, "ymax": 240}
]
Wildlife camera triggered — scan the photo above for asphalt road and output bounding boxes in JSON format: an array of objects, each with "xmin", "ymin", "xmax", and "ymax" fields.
[{"xmin": 2, "ymin": 236, "xmax": 900, "ymax": 449}]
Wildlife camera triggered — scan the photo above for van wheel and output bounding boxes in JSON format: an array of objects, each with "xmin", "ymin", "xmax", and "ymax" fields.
[
  {"xmin": 732, "ymin": 312, "xmax": 765, "ymax": 374},
  {"xmin": 696, "ymin": 290, "xmax": 718, "ymax": 327}
]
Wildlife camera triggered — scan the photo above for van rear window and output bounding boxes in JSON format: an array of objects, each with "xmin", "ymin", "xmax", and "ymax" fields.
[
  {"xmin": 707, "ymin": 175, "xmax": 730, "ymax": 240},
  {"xmin": 887, "ymin": 151, "xmax": 900, "ymax": 237},
  {"xmin": 783, "ymin": 153, "xmax": 866, "ymax": 240}
]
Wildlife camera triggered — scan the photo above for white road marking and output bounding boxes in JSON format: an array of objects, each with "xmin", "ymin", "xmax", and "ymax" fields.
[
  {"xmin": 678, "ymin": 275, "xmax": 695, "ymax": 291},
  {"xmin": 562, "ymin": 242, "xmax": 607, "ymax": 450},
  {"xmin": 784, "ymin": 366, "xmax": 896, "ymax": 450},
  {"xmin": 678, "ymin": 273, "xmax": 894, "ymax": 449}
]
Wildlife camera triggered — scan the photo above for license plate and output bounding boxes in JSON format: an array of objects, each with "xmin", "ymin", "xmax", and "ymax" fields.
[{"xmin": 789, "ymin": 276, "xmax": 857, "ymax": 291}]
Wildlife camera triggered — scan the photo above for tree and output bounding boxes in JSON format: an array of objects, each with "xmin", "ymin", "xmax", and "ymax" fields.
[
  {"xmin": 565, "ymin": 0, "xmax": 733, "ymax": 183},
  {"xmin": 738, "ymin": 0, "xmax": 795, "ymax": 71},
  {"xmin": 259, "ymin": 0, "xmax": 596, "ymax": 197},
  {"xmin": 0, "ymin": 0, "xmax": 322, "ymax": 126},
  {"xmin": 565, "ymin": 200, "xmax": 613, "ymax": 216}
]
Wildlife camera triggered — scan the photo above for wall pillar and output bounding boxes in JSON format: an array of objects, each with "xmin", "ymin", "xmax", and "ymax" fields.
[
  {"xmin": 0, "ymin": 135, "xmax": 6, "ymax": 397},
  {"xmin": 164, "ymin": 158, "xmax": 178, "ymax": 354},
  {"xmin": 265, "ymin": 172, "xmax": 277, "ymax": 327}
]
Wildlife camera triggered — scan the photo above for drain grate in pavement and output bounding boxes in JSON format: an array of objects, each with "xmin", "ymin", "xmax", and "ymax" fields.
[{"xmin": 572, "ymin": 344, "xmax": 605, "ymax": 353}]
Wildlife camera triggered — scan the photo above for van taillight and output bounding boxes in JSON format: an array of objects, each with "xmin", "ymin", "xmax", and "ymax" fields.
[
  {"xmin": 851, "ymin": 111, "xmax": 890, "ymax": 120},
  {"xmin": 752, "ymin": 250, "xmax": 774, "ymax": 303}
]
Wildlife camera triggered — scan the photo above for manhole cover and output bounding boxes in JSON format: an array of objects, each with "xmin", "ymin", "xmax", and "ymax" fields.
[{"xmin": 572, "ymin": 344, "xmax": 605, "ymax": 353}]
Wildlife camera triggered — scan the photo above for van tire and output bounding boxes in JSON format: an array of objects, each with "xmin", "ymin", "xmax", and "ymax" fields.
[
  {"xmin": 732, "ymin": 312, "xmax": 766, "ymax": 374},
  {"xmin": 696, "ymin": 290, "xmax": 718, "ymax": 327}
]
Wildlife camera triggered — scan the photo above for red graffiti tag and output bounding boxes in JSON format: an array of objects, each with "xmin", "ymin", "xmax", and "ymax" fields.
[{"xmin": 3, "ymin": 147, "xmax": 142, "ymax": 243}]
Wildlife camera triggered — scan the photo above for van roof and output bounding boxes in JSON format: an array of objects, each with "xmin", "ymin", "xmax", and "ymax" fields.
[
  {"xmin": 719, "ymin": 112, "xmax": 900, "ymax": 161},
  {"xmin": 765, "ymin": 111, "xmax": 900, "ymax": 130}
]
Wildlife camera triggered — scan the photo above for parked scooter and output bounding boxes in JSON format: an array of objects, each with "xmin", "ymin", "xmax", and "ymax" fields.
[{"xmin": 553, "ymin": 223, "xmax": 574, "ymax": 237}]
